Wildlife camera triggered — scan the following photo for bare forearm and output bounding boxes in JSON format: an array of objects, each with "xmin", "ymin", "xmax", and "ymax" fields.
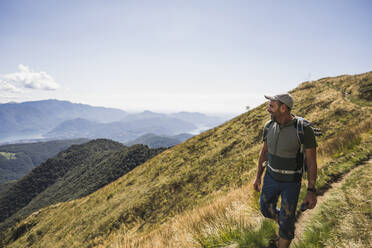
[
  {"xmin": 304, "ymin": 156, "xmax": 318, "ymax": 209},
  {"xmin": 256, "ymin": 146, "xmax": 267, "ymax": 179},
  {"xmin": 307, "ymin": 160, "xmax": 317, "ymax": 188},
  {"xmin": 305, "ymin": 148, "xmax": 318, "ymax": 189}
]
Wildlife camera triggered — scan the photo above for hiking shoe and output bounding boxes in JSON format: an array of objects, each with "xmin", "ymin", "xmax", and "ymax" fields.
[
  {"xmin": 300, "ymin": 202, "xmax": 308, "ymax": 211},
  {"xmin": 268, "ymin": 238, "xmax": 279, "ymax": 248}
]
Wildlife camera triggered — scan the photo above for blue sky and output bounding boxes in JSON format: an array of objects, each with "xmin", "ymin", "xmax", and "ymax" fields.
[{"xmin": 0, "ymin": 0, "xmax": 371, "ymax": 115}]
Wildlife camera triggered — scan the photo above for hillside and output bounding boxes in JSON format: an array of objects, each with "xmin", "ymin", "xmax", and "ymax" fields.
[
  {"xmin": 0, "ymin": 140, "xmax": 165, "ymax": 235},
  {"xmin": 293, "ymin": 159, "xmax": 372, "ymax": 247},
  {"xmin": 0, "ymin": 139, "xmax": 89, "ymax": 183},
  {"xmin": 2, "ymin": 71, "xmax": 372, "ymax": 248}
]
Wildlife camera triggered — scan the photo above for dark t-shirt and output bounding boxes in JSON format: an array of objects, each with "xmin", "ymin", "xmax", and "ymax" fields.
[
  {"xmin": 262, "ymin": 118, "xmax": 317, "ymax": 182},
  {"xmin": 263, "ymin": 119, "xmax": 317, "ymax": 152}
]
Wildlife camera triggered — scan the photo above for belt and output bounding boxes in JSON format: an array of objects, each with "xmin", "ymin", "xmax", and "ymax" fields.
[{"xmin": 267, "ymin": 164, "xmax": 302, "ymax": 175}]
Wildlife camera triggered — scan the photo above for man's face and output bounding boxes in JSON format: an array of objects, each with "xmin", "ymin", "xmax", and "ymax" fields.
[{"xmin": 267, "ymin": 100, "xmax": 281, "ymax": 121}]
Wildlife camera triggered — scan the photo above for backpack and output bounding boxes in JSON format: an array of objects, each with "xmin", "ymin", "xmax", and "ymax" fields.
[{"xmin": 294, "ymin": 116, "xmax": 322, "ymax": 177}]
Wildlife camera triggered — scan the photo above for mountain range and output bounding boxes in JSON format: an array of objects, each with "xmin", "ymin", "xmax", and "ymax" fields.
[
  {"xmin": 0, "ymin": 100, "xmax": 127, "ymax": 141},
  {"xmin": 0, "ymin": 100, "xmax": 225, "ymax": 144}
]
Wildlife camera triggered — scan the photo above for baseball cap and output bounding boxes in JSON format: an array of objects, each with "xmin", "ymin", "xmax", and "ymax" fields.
[{"xmin": 264, "ymin": 93, "xmax": 294, "ymax": 109}]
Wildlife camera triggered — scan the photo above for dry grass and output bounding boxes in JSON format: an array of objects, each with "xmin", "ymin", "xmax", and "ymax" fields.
[
  {"xmin": 318, "ymin": 116, "xmax": 372, "ymax": 157},
  {"xmin": 101, "ymin": 184, "xmax": 263, "ymax": 248},
  {"xmin": 293, "ymin": 161, "xmax": 372, "ymax": 248}
]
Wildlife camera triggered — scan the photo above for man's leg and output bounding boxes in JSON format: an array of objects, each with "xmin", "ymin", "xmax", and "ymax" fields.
[
  {"xmin": 260, "ymin": 172, "xmax": 280, "ymax": 221},
  {"xmin": 278, "ymin": 237, "xmax": 291, "ymax": 248},
  {"xmin": 277, "ymin": 180, "xmax": 301, "ymax": 248}
]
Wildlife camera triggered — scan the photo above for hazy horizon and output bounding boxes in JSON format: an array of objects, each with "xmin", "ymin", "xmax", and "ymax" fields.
[{"xmin": 0, "ymin": 98, "xmax": 238, "ymax": 118}]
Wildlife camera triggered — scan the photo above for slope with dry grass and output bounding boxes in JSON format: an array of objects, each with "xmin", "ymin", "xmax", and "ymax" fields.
[
  {"xmin": 2, "ymin": 71, "xmax": 372, "ymax": 248},
  {"xmin": 293, "ymin": 158, "xmax": 372, "ymax": 248},
  {"xmin": 103, "ymin": 128, "xmax": 372, "ymax": 248}
]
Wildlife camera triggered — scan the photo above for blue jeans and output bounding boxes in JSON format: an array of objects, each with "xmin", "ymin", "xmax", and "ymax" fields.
[{"xmin": 260, "ymin": 172, "xmax": 301, "ymax": 240}]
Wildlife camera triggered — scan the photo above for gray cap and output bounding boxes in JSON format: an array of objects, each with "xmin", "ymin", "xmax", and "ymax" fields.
[{"xmin": 264, "ymin": 93, "xmax": 294, "ymax": 109}]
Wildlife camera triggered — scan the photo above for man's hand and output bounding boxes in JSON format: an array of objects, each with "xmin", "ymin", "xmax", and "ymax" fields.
[
  {"xmin": 253, "ymin": 177, "xmax": 261, "ymax": 192},
  {"xmin": 302, "ymin": 191, "xmax": 317, "ymax": 209}
]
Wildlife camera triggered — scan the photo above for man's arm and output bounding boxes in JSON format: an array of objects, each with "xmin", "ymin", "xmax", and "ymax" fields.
[
  {"xmin": 302, "ymin": 147, "xmax": 317, "ymax": 208},
  {"xmin": 253, "ymin": 141, "xmax": 268, "ymax": 192}
]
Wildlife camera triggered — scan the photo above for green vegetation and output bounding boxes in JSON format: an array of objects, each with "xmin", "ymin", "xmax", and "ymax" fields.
[
  {"xmin": 0, "ymin": 139, "xmax": 89, "ymax": 183},
  {"xmin": 1, "ymin": 71, "xmax": 372, "ymax": 248},
  {"xmin": 195, "ymin": 219, "xmax": 276, "ymax": 248},
  {"xmin": 0, "ymin": 139, "xmax": 165, "ymax": 236},
  {"xmin": 294, "ymin": 162, "xmax": 372, "ymax": 248},
  {"xmin": 189, "ymin": 135, "xmax": 372, "ymax": 248}
]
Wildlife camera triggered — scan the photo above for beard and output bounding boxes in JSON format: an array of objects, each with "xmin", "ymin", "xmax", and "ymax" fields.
[{"xmin": 270, "ymin": 112, "xmax": 278, "ymax": 122}]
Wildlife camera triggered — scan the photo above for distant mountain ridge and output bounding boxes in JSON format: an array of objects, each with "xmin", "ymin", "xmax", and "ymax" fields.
[
  {"xmin": 45, "ymin": 116, "xmax": 197, "ymax": 142},
  {"xmin": 0, "ymin": 100, "xmax": 128, "ymax": 142},
  {"xmin": 0, "ymin": 100, "xmax": 226, "ymax": 144}
]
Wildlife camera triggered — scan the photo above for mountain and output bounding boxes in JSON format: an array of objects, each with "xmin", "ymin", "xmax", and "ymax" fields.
[
  {"xmin": 125, "ymin": 133, "xmax": 194, "ymax": 148},
  {"xmin": 45, "ymin": 117, "xmax": 197, "ymax": 142},
  {"xmin": 170, "ymin": 111, "xmax": 225, "ymax": 127},
  {"xmin": 0, "ymin": 100, "xmax": 128, "ymax": 142},
  {"xmin": 0, "ymin": 182, "xmax": 15, "ymax": 197},
  {"xmin": 121, "ymin": 110, "xmax": 224, "ymax": 127},
  {"xmin": 43, "ymin": 118, "xmax": 100, "ymax": 139},
  {"xmin": 2, "ymin": 71, "xmax": 371, "ymax": 247},
  {"xmin": 120, "ymin": 110, "xmax": 168, "ymax": 122},
  {"xmin": 0, "ymin": 139, "xmax": 165, "ymax": 234},
  {"xmin": 0, "ymin": 100, "xmax": 226, "ymax": 144},
  {"xmin": 171, "ymin": 133, "xmax": 194, "ymax": 142},
  {"xmin": 0, "ymin": 139, "xmax": 89, "ymax": 183}
]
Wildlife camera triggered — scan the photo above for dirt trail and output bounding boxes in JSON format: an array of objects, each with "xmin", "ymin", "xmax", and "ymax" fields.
[{"xmin": 294, "ymin": 158, "xmax": 372, "ymax": 243}]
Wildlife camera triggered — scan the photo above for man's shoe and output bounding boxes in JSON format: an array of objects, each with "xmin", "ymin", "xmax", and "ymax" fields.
[{"xmin": 268, "ymin": 237, "xmax": 279, "ymax": 248}]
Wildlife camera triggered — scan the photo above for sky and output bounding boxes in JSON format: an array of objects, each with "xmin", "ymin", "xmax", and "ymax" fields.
[{"xmin": 0, "ymin": 0, "xmax": 371, "ymax": 115}]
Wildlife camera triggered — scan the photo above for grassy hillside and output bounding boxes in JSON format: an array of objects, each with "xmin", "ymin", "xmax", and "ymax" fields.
[
  {"xmin": 0, "ymin": 140, "xmax": 165, "ymax": 236},
  {"xmin": 0, "ymin": 139, "xmax": 89, "ymax": 183},
  {"xmin": 293, "ymin": 161, "xmax": 372, "ymax": 248},
  {"xmin": 2, "ymin": 71, "xmax": 372, "ymax": 248}
]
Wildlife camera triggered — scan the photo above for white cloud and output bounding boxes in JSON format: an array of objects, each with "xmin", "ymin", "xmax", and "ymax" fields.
[
  {"xmin": 1, "ymin": 64, "xmax": 59, "ymax": 91},
  {"xmin": 0, "ymin": 80, "xmax": 20, "ymax": 93}
]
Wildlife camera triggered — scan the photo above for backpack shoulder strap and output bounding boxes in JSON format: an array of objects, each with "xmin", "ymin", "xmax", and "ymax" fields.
[
  {"xmin": 263, "ymin": 120, "xmax": 274, "ymax": 141},
  {"xmin": 294, "ymin": 116, "xmax": 307, "ymax": 176},
  {"xmin": 265, "ymin": 120, "xmax": 274, "ymax": 129},
  {"xmin": 295, "ymin": 116, "xmax": 305, "ymax": 146}
]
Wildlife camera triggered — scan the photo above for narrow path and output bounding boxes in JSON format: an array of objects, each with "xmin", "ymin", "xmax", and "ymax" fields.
[{"xmin": 294, "ymin": 158, "xmax": 372, "ymax": 243}]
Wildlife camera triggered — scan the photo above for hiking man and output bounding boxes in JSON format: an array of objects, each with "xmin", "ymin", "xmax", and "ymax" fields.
[{"xmin": 253, "ymin": 93, "xmax": 318, "ymax": 248}]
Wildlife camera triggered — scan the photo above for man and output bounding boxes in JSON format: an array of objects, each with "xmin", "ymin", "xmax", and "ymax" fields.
[{"xmin": 253, "ymin": 93, "xmax": 318, "ymax": 248}]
